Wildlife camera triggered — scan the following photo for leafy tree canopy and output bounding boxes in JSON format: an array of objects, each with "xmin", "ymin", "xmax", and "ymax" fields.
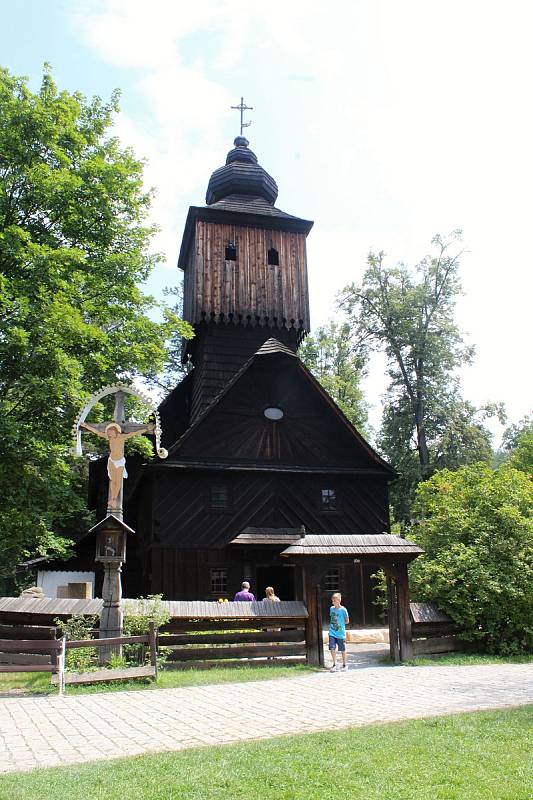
[
  {"xmin": 409, "ymin": 462, "xmax": 533, "ymax": 654},
  {"xmin": 499, "ymin": 416, "xmax": 533, "ymax": 476},
  {"xmin": 339, "ymin": 232, "xmax": 503, "ymax": 520},
  {"xmin": 300, "ymin": 320, "xmax": 368, "ymax": 432},
  {"xmin": 0, "ymin": 65, "xmax": 192, "ymax": 591}
]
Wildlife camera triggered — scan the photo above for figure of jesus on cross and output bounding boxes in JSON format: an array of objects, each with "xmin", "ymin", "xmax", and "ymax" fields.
[{"xmin": 79, "ymin": 390, "xmax": 154, "ymax": 517}]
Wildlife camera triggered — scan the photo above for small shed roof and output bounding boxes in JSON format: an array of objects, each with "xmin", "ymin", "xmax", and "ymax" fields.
[
  {"xmin": 410, "ymin": 602, "xmax": 451, "ymax": 624},
  {"xmin": 231, "ymin": 527, "xmax": 304, "ymax": 546},
  {"xmin": 281, "ymin": 534, "xmax": 423, "ymax": 558}
]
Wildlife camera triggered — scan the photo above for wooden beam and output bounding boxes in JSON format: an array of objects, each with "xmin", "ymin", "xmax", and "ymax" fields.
[
  {"xmin": 386, "ymin": 575, "xmax": 400, "ymax": 664},
  {"xmin": 167, "ymin": 644, "xmax": 306, "ymax": 662},
  {"xmin": 412, "ymin": 636, "xmax": 466, "ymax": 655},
  {"xmin": 396, "ymin": 563, "xmax": 413, "ymax": 661},
  {"xmin": 164, "ymin": 629, "xmax": 305, "ymax": 645},
  {"xmin": 304, "ymin": 566, "xmax": 322, "ymax": 666}
]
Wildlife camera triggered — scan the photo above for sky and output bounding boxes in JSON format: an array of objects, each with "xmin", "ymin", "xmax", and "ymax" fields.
[{"xmin": 1, "ymin": 0, "xmax": 531, "ymax": 441}]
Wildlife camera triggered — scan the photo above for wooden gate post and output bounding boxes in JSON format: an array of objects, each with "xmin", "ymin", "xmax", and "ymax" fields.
[
  {"xmin": 315, "ymin": 582, "xmax": 324, "ymax": 668},
  {"xmin": 395, "ymin": 563, "xmax": 413, "ymax": 661},
  {"xmin": 304, "ymin": 566, "xmax": 322, "ymax": 666},
  {"xmin": 149, "ymin": 621, "xmax": 158, "ymax": 680},
  {"xmin": 386, "ymin": 574, "xmax": 400, "ymax": 664}
]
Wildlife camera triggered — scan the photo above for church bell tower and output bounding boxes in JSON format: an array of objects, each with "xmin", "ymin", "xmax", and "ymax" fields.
[{"xmin": 178, "ymin": 136, "xmax": 313, "ymax": 421}]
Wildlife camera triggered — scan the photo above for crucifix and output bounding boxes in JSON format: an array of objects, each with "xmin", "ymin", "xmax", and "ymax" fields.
[
  {"xmin": 80, "ymin": 390, "xmax": 155, "ymax": 520},
  {"xmin": 231, "ymin": 96, "xmax": 253, "ymax": 136},
  {"xmin": 76, "ymin": 385, "xmax": 165, "ymax": 659}
]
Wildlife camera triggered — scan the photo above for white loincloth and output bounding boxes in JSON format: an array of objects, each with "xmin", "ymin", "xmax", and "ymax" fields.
[{"xmin": 108, "ymin": 456, "xmax": 128, "ymax": 480}]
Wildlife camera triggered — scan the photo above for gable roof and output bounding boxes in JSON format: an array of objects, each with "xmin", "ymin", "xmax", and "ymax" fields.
[{"xmin": 164, "ymin": 338, "xmax": 395, "ymax": 475}]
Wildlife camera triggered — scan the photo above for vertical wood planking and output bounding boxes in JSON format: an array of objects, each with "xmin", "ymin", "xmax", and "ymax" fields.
[
  {"xmin": 396, "ymin": 563, "xmax": 413, "ymax": 661},
  {"xmin": 183, "ymin": 222, "xmax": 310, "ymax": 331}
]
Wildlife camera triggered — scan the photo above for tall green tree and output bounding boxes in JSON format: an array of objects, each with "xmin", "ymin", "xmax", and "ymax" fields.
[
  {"xmin": 300, "ymin": 320, "xmax": 368, "ymax": 431},
  {"xmin": 0, "ymin": 65, "xmax": 192, "ymax": 591},
  {"xmin": 339, "ymin": 232, "xmax": 501, "ymax": 520}
]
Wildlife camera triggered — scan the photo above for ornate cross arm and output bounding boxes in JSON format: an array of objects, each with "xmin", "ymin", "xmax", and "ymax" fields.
[{"xmin": 72, "ymin": 383, "xmax": 168, "ymax": 458}]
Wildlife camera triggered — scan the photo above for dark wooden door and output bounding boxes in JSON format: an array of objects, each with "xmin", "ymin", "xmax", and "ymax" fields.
[{"xmin": 255, "ymin": 565, "xmax": 295, "ymax": 601}]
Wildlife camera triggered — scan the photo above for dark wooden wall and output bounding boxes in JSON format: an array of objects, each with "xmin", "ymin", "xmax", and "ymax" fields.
[
  {"xmin": 183, "ymin": 220, "xmax": 310, "ymax": 330},
  {"xmin": 148, "ymin": 470, "xmax": 389, "ymax": 551},
  {"xmin": 188, "ymin": 323, "xmax": 300, "ymax": 423},
  {"xmin": 179, "ymin": 355, "xmax": 386, "ymax": 469},
  {"xmin": 146, "ymin": 546, "xmax": 383, "ymax": 626}
]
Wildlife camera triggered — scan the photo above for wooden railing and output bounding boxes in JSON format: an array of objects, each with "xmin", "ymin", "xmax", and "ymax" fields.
[
  {"xmin": 53, "ymin": 622, "xmax": 158, "ymax": 686},
  {"xmin": 162, "ymin": 613, "xmax": 308, "ymax": 666},
  {"xmin": 0, "ymin": 624, "xmax": 66, "ymax": 695},
  {"xmin": 0, "ymin": 623, "xmax": 157, "ymax": 691}
]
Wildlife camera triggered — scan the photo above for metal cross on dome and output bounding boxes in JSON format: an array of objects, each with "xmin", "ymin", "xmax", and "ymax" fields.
[{"xmin": 231, "ymin": 96, "xmax": 253, "ymax": 136}]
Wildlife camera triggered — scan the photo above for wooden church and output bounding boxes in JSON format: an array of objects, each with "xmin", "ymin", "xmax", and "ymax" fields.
[{"xmin": 89, "ymin": 136, "xmax": 396, "ymax": 624}]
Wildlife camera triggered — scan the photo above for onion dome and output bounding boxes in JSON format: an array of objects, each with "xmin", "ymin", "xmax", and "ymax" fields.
[{"xmin": 205, "ymin": 137, "xmax": 278, "ymax": 206}]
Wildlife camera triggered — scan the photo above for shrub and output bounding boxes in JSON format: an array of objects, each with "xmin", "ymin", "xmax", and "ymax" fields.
[
  {"xmin": 408, "ymin": 463, "xmax": 533, "ymax": 654},
  {"xmin": 122, "ymin": 594, "xmax": 171, "ymax": 667},
  {"xmin": 54, "ymin": 614, "xmax": 98, "ymax": 672}
]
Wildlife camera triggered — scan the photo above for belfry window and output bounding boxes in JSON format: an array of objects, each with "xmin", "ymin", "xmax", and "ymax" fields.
[
  {"xmin": 267, "ymin": 247, "xmax": 279, "ymax": 266},
  {"xmin": 225, "ymin": 244, "xmax": 237, "ymax": 261}
]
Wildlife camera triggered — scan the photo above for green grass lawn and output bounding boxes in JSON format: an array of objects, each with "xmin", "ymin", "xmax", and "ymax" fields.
[
  {"xmin": 0, "ymin": 707, "xmax": 530, "ymax": 799},
  {"xmin": 0, "ymin": 662, "xmax": 313, "ymax": 696},
  {"xmin": 408, "ymin": 652, "xmax": 533, "ymax": 667}
]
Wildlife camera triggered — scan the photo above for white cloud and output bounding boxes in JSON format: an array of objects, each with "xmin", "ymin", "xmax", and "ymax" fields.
[{"xmin": 70, "ymin": 0, "xmax": 533, "ymax": 436}]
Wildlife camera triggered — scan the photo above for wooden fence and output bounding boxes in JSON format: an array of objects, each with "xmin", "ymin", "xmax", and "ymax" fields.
[
  {"xmin": 160, "ymin": 601, "xmax": 308, "ymax": 667},
  {"xmin": 410, "ymin": 603, "xmax": 465, "ymax": 655},
  {"xmin": 0, "ymin": 624, "xmax": 66, "ymax": 694},
  {"xmin": 0, "ymin": 623, "xmax": 157, "ymax": 691},
  {"xmin": 52, "ymin": 623, "xmax": 158, "ymax": 686}
]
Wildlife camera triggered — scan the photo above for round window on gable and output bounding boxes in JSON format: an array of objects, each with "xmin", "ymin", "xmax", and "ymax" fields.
[{"xmin": 264, "ymin": 407, "xmax": 284, "ymax": 421}]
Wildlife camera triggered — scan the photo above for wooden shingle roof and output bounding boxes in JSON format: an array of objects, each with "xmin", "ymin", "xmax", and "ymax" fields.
[
  {"xmin": 0, "ymin": 597, "xmax": 307, "ymax": 622},
  {"xmin": 231, "ymin": 527, "xmax": 304, "ymax": 545},
  {"xmin": 281, "ymin": 534, "xmax": 423, "ymax": 558}
]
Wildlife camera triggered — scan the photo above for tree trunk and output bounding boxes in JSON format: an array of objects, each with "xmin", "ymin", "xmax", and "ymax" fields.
[{"xmin": 415, "ymin": 361, "xmax": 430, "ymax": 472}]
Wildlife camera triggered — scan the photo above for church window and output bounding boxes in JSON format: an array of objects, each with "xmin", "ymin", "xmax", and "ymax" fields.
[
  {"xmin": 225, "ymin": 244, "xmax": 237, "ymax": 261},
  {"xmin": 210, "ymin": 484, "xmax": 229, "ymax": 509},
  {"xmin": 321, "ymin": 488, "xmax": 337, "ymax": 511},
  {"xmin": 323, "ymin": 568, "xmax": 340, "ymax": 592},
  {"xmin": 267, "ymin": 247, "xmax": 279, "ymax": 266},
  {"xmin": 264, "ymin": 407, "xmax": 284, "ymax": 420},
  {"xmin": 210, "ymin": 568, "xmax": 228, "ymax": 594}
]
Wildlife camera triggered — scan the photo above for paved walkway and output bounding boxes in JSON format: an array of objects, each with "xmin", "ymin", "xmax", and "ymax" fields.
[{"xmin": 0, "ymin": 662, "xmax": 531, "ymax": 773}]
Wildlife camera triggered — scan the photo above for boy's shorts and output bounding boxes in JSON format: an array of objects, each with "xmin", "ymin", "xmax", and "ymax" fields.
[{"xmin": 328, "ymin": 635, "xmax": 346, "ymax": 652}]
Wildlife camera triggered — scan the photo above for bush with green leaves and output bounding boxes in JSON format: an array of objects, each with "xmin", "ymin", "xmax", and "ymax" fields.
[
  {"xmin": 409, "ymin": 463, "xmax": 533, "ymax": 654},
  {"xmin": 122, "ymin": 594, "xmax": 171, "ymax": 666},
  {"xmin": 54, "ymin": 614, "xmax": 98, "ymax": 672}
]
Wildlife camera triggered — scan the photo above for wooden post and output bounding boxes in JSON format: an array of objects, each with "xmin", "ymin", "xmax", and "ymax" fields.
[
  {"xmin": 99, "ymin": 563, "xmax": 123, "ymax": 664},
  {"xmin": 149, "ymin": 622, "xmax": 158, "ymax": 680},
  {"xmin": 304, "ymin": 566, "xmax": 322, "ymax": 666},
  {"xmin": 396, "ymin": 563, "xmax": 413, "ymax": 661},
  {"xmin": 315, "ymin": 582, "xmax": 324, "ymax": 668},
  {"xmin": 386, "ymin": 573, "xmax": 400, "ymax": 664},
  {"xmin": 58, "ymin": 635, "xmax": 66, "ymax": 697}
]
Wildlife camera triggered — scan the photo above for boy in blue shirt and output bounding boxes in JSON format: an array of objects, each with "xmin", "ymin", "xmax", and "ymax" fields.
[{"xmin": 328, "ymin": 592, "xmax": 350, "ymax": 672}]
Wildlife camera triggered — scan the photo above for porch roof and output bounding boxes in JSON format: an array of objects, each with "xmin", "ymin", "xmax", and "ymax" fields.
[
  {"xmin": 280, "ymin": 534, "xmax": 423, "ymax": 559},
  {"xmin": 230, "ymin": 527, "xmax": 304, "ymax": 546}
]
